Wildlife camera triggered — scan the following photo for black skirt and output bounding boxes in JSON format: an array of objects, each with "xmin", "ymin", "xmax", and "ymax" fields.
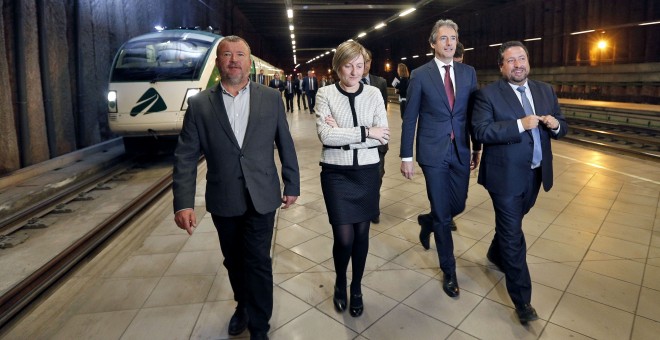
[{"xmin": 320, "ymin": 165, "xmax": 380, "ymax": 225}]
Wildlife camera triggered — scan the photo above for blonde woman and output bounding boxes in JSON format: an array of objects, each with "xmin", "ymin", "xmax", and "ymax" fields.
[{"xmin": 315, "ymin": 40, "xmax": 389, "ymax": 317}]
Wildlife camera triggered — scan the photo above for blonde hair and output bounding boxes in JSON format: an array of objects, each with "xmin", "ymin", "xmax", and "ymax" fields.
[
  {"xmin": 397, "ymin": 63, "xmax": 410, "ymax": 78},
  {"xmin": 332, "ymin": 40, "xmax": 367, "ymax": 75}
]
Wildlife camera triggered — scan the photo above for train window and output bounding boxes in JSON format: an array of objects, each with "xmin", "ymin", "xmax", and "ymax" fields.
[{"xmin": 111, "ymin": 37, "xmax": 214, "ymax": 82}]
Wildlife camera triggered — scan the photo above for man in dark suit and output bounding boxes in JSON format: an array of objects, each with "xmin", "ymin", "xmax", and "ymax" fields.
[
  {"xmin": 472, "ymin": 40, "xmax": 566, "ymax": 324},
  {"xmin": 362, "ymin": 49, "xmax": 388, "ymax": 224},
  {"xmin": 283, "ymin": 74, "xmax": 295, "ymax": 112},
  {"xmin": 302, "ymin": 70, "xmax": 318, "ymax": 113},
  {"xmin": 173, "ymin": 36, "xmax": 300, "ymax": 340},
  {"xmin": 269, "ymin": 73, "xmax": 285, "ymax": 95},
  {"xmin": 417, "ymin": 40, "xmax": 473, "ymax": 232},
  {"xmin": 400, "ymin": 19, "xmax": 480, "ymax": 298},
  {"xmin": 257, "ymin": 69, "xmax": 266, "ymax": 85},
  {"xmin": 294, "ymin": 73, "xmax": 307, "ymax": 110}
]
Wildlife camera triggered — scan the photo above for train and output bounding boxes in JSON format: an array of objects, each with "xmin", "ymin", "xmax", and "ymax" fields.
[{"xmin": 107, "ymin": 29, "xmax": 283, "ymax": 153}]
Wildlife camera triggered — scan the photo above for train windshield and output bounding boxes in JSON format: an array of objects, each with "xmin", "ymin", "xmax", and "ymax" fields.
[{"xmin": 111, "ymin": 34, "xmax": 215, "ymax": 82}]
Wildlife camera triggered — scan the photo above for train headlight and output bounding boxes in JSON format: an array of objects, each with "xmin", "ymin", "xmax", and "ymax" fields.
[
  {"xmin": 181, "ymin": 88, "xmax": 201, "ymax": 110},
  {"xmin": 107, "ymin": 90, "xmax": 118, "ymax": 113}
]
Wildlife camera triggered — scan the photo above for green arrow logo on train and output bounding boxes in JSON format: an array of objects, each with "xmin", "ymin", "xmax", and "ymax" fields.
[{"xmin": 130, "ymin": 88, "xmax": 167, "ymax": 116}]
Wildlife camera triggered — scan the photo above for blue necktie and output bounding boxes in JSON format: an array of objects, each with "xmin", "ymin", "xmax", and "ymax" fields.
[{"xmin": 517, "ymin": 86, "xmax": 542, "ymax": 168}]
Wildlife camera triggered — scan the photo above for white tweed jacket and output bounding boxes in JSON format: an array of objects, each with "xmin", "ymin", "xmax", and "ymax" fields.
[{"xmin": 316, "ymin": 83, "xmax": 388, "ymax": 168}]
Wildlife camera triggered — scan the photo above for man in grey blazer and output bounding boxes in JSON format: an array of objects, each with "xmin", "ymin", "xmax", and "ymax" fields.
[
  {"xmin": 472, "ymin": 40, "xmax": 567, "ymax": 324},
  {"xmin": 173, "ymin": 36, "xmax": 300, "ymax": 340}
]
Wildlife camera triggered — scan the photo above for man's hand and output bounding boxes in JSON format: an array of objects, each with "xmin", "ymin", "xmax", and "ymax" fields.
[
  {"xmin": 281, "ymin": 195, "xmax": 298, "ymax": 209},
  {"xmin": 539, "ymin": 115, "xmax": 559, "ymax": 129},
  {"xmin": 470, "ymin": 151, "xmax": 481, "ymax": 170},
  {"xmin": 401, "ymin": 161, "xmax": 415, "ymax": 179},
  {"xmin": 521, "ymin": 115, "xmax": 540, "ymax": 130},
  {"xmin": 174, "ymin": 209, "xmax": 196, "ymax": 235}
]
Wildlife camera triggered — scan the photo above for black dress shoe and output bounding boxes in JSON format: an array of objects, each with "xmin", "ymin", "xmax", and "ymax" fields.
[
  {"xmin": 442, "ymin": 272, "xmax": 460, "ymax": 297},
  {"xmin": 417, "ymin": 214, "xmax": 432, "ymax": 250},
  {"xmin": 516, "ymin": 304, "xmax": 539, "ymax": 324},
  {"xmin": 333, "ymin": 285, "xmax": 347, "ymax": 312},
  {"xmin": 349, "ymin": 293, "xmax": 363, "ymax": 317},
  {"xmin": 371, "ymin": 215, "xmax": 380, "ymax": 224},
  {"xmin": 228, "ymin": 307, "xmax": 249, "ymax": 336},
  {"xmin": 250, "ymin": 333, "xmax": 269, "ymax": 340},
  {"xmin": 450, "ymin": 219, "xmax": 457, "ymax": 231}
]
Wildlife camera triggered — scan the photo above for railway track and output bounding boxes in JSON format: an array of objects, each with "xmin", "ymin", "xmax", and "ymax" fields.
[
  {"xmin": 0, "ymin": 145, "xmax": 185, "ymax": 328},
  {"xmin": 564, "ymin": 117, "xmax": 659, "ymax": 161}
]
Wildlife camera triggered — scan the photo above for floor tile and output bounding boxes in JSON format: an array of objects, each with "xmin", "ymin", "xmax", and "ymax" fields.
[
  {"xmin": 631, "ymin": 316, "xmax": 660, "ymax": 340},
  {"xmin": 362, "ymin": 303, "xmax": 454, "ymax": 340},
  {"xmin": 538, "ymin": 323, "xmax": 594, "ymax": 340},
  {"xmin": 143, "ymin": 275, "xmax": 214, "ymax": 308},
  {"xmin": 275, "ymin": 223, "xmax": 320, "ymax": 249},
  {"xmin": 121, "ymin": 303, "xmax": 203, "ymax": 340},
  {"xmin": 550, "ymin": 293, "xmax": 634, "ymax": 340},
  {"xmin": 486, "ymin": 281, "xmax": 563, "ymax": 321},
  {"xmin": 279, "ymin": 271, "xmax": 336, "ymax": 306},
  {"xmin": 289, "ymin": 235, "xmax": 334, "ymax": 264},
  {"xmin": 566, "ymin": 269, "xmax": 640, "ymax": 312},
  {"xmin": 110, "ymin": 253, "xmax": 176, "ymax": 278},
  {"xmin": 404, "ymin": 279, "xmax": 483, "ymax": 327},
  {"xmin": 368, "ymin": 232, "xmax": 415, "ymax": 261},
  {"xmin": 270, "ymin": 308, "xmax": 357, "ymax": 340},
  {"xmin": 164, "ymin": 250, "xmax": 222, "ymax": 276},
  {"xmin": 362, "ymin": 268, "xmax": 431, "ymax": 302},
  {"xmin": 459, "ymin": 299, "xmax": 546, "ymax": 340},
  {"xmin": 579, "ymin": 257, "xmax": 645, "ymax": 284},
  {"xmin": 317, "ymin": 286, "xmax": 398, "ymax": 333},
  {"xmin": 78, "ymin": 277, "xmax": 160, "ymax": 313},
  {"xmin": 636, "ymin": 287, "xmax": 660, "ymax": 323},
  {"xmin": 52, "ymin": 310, "xmax": 138, "ymax": 340}
]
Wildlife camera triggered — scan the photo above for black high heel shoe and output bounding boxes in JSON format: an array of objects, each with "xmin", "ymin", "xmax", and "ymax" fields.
[
  {"xmin": 333, "ymin": 285, "xmax": 347, "ymax": 312},
  {"xmin": 349, "ymin": 293, "xmax": 363, "ymax": 317}
]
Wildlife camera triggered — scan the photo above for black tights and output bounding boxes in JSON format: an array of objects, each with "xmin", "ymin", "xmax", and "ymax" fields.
[{"xmin": 332, "ymin": 221, "xmax": 370, "ymax": 295}]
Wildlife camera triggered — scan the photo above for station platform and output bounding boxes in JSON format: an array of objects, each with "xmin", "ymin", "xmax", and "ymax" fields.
[{"xmin": 3, "ymin": 104, "xmax": 659, "ymax": 339}]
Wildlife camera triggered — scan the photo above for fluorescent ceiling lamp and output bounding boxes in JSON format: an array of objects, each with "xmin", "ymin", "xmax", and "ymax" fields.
[
  {"xmin": 524, "ymin": 37, "xmax": 542, "ymax": 41},
  {"xmin": 291, "ymin": 34, "xmax": 295, "ymax": 39},
  {"xmin": 401, "ymin": 57, "xmax": 407, "ymax": 60},
  {"xmin": 412, "ymin": 55, "xmax": 419, "ymax": 58},
  {"xmin": 464, "ymin": 47, "xmax": 474, "ymax": 51},
  {"xmin": 570, "ymin": 29, "xmax": 595, "ymax": 35},
  {"xmin": 399, "ymin": 8, "xmax": 416, "ymax": 17},
  {"xmin": 325, "ymin": 51, "xmax": 330, "ymax": 55},
  {"xmin": 289, "ymin": 25, "xmax": 294, "ymax": 31},
  {"xmin": 489, "ymin": 43, "xmax": 502, "ymax": 47},
  {"xmin": 426, "ymin": 53, "xmax": 433, "ymax": 56},
  {"xmin": 375, "ymin": 22, "xmax": 386, "ymax": 29},
  {"xmin": 639, "ymin": 21, "xmax": 660, "ymax": 26},
  {"xmin": 287, "ymin": 9, "xmax": 293, "ymax": 18},
  {"xmin": 358, "ymin": 32, "xmax": 367, "ymax": 38},
  {"xmin": 292, "ymin": 40, "xmax": 296, "ymax": 45}
]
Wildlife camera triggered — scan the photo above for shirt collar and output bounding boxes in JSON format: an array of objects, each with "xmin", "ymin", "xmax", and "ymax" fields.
[
  {"xmin": 219, "ymin": 81, "xmax": 250, "ymax": 97},
  {"xmin": 434, "ymin": 57, "xmax": 454, "ymax": 68}
]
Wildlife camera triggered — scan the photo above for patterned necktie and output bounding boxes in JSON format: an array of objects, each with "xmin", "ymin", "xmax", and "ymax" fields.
[
  {"xmin": 309, "ymin": 78, "xmax": 313, "ymax": 90},
  {"xmin": 361, "ymin": 77, "xmax": 368, "ymax": 85},
  {"xmin": 442, "ymin": 65, "xmax": 454, "ymax": 111},
  {"xmin": 517, "ymin": 86, "xmax": 542, "ymax": 167}
]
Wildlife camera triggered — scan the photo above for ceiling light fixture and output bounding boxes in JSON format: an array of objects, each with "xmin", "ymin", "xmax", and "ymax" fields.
[{"xmin": 399, "ymin": 8, "xmax": 416, "ymax": 17}]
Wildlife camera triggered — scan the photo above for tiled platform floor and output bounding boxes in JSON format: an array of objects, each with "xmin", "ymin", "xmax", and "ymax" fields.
[{"xmin": 4, "ymin": 104, "xmax": 659, "ymax": 340}]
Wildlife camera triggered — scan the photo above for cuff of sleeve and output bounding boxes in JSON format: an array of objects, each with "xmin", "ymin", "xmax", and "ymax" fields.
[
  {"xmin": 361, "ymin": 126, "xmax": 367, "ymax": 142},
  {"xmin": 517, "ymin": 119, "xmax": 525, "ymax": 133},
  {"xmin": 401, "ymin": 157, "xmax": 413, "ymax": 162}
]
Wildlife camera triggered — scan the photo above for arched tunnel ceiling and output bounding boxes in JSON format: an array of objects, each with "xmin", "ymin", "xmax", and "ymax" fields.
[{"xmin": 233, "ymin": 0, "xmax": 514, "ymax": 69}]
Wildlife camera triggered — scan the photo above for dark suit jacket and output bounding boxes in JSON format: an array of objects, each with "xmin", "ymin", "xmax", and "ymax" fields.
[
  {"xmin": 472, "ymin": 78, "xmax": 567, "ymax": 195},
  {"xmin": 269, "ymin": 79, "xmax": 285, "ymax": 93},
  {"xmin": 368, "ymin": 74, "xmax": 388, "ymax": 108},
  {"xmin": 400, "ymin": 60, "xmax": 478, "ymax": 167},
  {"xmin": 302, "ymin": 76, "xmax": 318, "ymax": 93},
  {"xmin": 283, "ymin": 80, "xmax": 295, "ymax": 96},
  {"xmin": 173, "ymin": 82, "xmax": 300, "ymax": 216}
]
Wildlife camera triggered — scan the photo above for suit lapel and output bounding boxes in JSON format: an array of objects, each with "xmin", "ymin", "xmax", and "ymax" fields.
[
  {"xmin": 208, "ymin": 84, "xmax": 241, "ymax": 150},
  {"xmin": 498, "ymin": 79, "xmax": 526, "ymax": 120},
  {"xmin": 527, "ymin": 80, "xmax": 545, "ymax": 117},
  {"xmin": 243, "ymin": 82, "xmax": 262, "ymax": 149},
  {"xmin": 425, "ymin": 61, "xmax": 451, "ymax": 112}
]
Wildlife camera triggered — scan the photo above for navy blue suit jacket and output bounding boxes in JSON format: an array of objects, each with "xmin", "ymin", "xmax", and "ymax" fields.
[
  {"xmin": 400, "ymin": 60, "xmax": 478, "ymax": 166},
  {"xmin": 472, "ymin": 78, "xmax": 567, "ymax": 195}
]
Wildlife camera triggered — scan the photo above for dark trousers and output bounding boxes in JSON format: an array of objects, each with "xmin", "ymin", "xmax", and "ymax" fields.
[
  {"xmin": 306, "ymin": 90, "xmax": 317, "ymax": 111},
  {"xmin": 212, "ymin": 204, "xmax": 276, "ymax": 334},
  {"xmin": 399, "ymin": 100, "xmax": 407, "ymax": 120},
  {"xmin": 296, "ymin": 92, "xmax": 307, "ymax": 109},
  {"xmin": 285, "ymin": 93, "xmax": 294, "ymax": 111},
  {"xmin": 420, "ymin": 145, "xmax": 470, "ymax": 274},
  {"xmin": 487, "ymin": 167, "xmax": 541, "ymax": 308}
]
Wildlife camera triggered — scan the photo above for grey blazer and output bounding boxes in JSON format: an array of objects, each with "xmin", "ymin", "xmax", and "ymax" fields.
[{"xmin": 173, "ymin": 82, "xmax": 300, "ymax": 216}]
